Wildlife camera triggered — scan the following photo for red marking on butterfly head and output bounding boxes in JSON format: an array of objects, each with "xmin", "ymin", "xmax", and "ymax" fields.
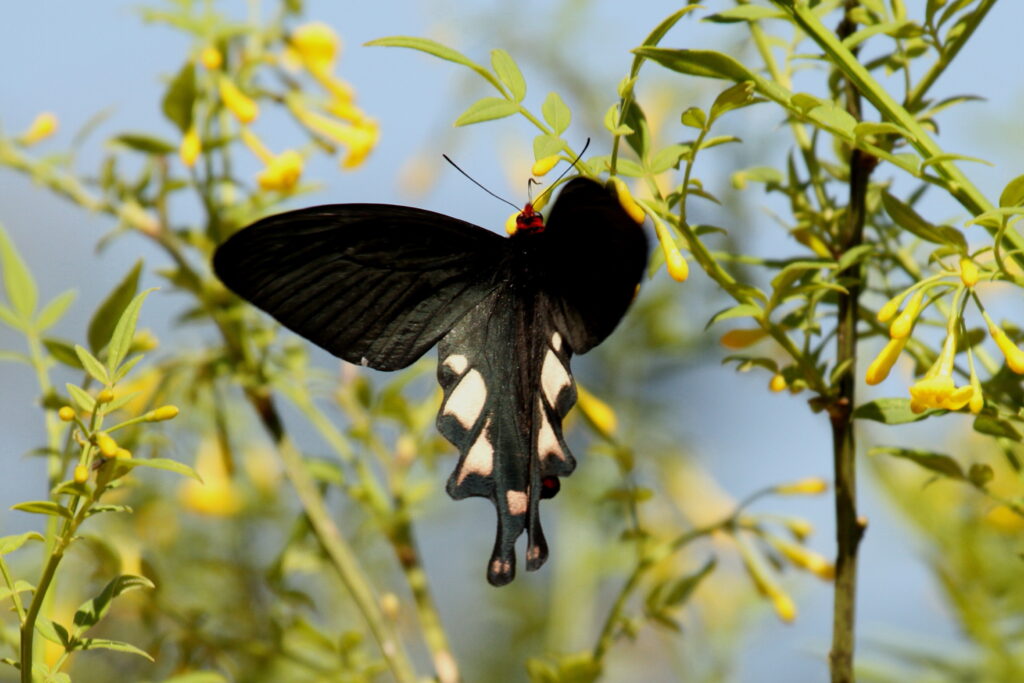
[{"xmin": 515, "ymin": 203, "xmax": 545, "ymax": 234}]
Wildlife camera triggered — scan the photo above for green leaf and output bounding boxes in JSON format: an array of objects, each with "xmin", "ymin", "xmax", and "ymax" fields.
[
  {"xmin": 973, "ymin": 415, "xmax": 1022, "ymax": 441},
  {"xmin": 89, "ymin": 260, "xmax": 142, "ymax": 352},
  {"xmin": 634, "ymin": 47, "xmax": 755, "ymax": 83},
  {"xmin": 365, "ymin": 36, "xmax": 504, "ymax": 92},
  {"xmin": 0, "ymin": 225, "xmax": 38, "ymax": 320},
  {"xmin": 705, "ymin": 303, "xmax": 763, "ymax": 330},
  {"xmin": 162, "ymin": 61, "xmax": 196, "ymax": 132},
  {"xmin": 74, "ymin": 345, "xmax": 110, "ymax": 385},
  {"xmin": 853, "ymin": 121, "xmax": 915, "ymax": 142},
  {"xmin": 74, "ymin": 637, "xmax": 154, "ymax": 661},
  {"xmin": 0, "ymin": 304, "xmax": 25, "ymax": 331},
  {"xmin": 603, "ymin": 104, "xmax": 633, "ymax": 136},
  {"xmin": 680, "ymin": 107, "xmax": 706, "ymax": 129},
  {"xmin": 74, "ymin": 574, "xmax": 155, "ymax": 632},
  {"xmin": 882, "ymin": 193, "xmax": 946, "ymax": 244},
  {"xmin": 34, "ymin": 290, "xmax": 76, "ymax": 333},
  {"xmin": 628, "ymin": 5, "xmax": 702, "ymax": 79},
  {"xmin": 66, "ymin": 383, "xmax": 97, "ymax": 413},
  {"xmin": 107, "ymin": 288, "xmax": 156, "ymax": 375},
  {"xmin": 533, "ymin": 134, "xmax": 563, "ymax": 160},
  {"xmin": 112, "ymin": 133, "xmax": 177, "ymax": 155},
  {"xmin": 853, "ymin": 398, "xmax": 935, "ymax": 424},
  {"xmin": 648, "ymin": 144, "xmax": 691, "ymax": 174},
  {"xmin": 921, "ymin": 152, "xmax": 991, "ymax": 169},
  {"xmin": 453, "ymin": 97, "xmax": 519, "ymax": 126},
  {"xmin": 160, "ymin": 674, "xmax": 229, "ymax": 683},
  {"xmin": 0, "ymin": 531, "xmax": 44, "ymax": 555},
  {"xmin": 871, "ymin": 447, "xmax": 965, "ymax": 480},
  {"xmin": 710, "ymin": 81, "xmax": 755, "ymax": 121},
  {"xmin": 732, "ymin": 166, "xmax": 783, "ymax": 189},
  {"xmin": 491, "ymin": 49, "xmax": 526, "ymax": 102},
  {"xmin": 35, "ymin": 617, "xmax": 71, "ymax": 646},
  {"xmin": 112, "ymin": 354, "xmax": 145, "ymax": 383},
  {"xmin": 705, "ymin": 5, "xmax": 786, "ymax": 22},
  {"xmin": 0, "ymin": 349, "xmax": 30, "ymax": 365},
  {"xmin": 44, "ymin": 338, "xmax": 83, "ymax": 369},
  {"xmin": 807, "ymin": 104, "xmax": 857, "ymax": 138},
  {"xmin": 836, "ymin": 244, "xmax": 876, "ymax": 272},
  {"xmin": 11, "ymin": 501, "xmax": 72, "ymax": 519},
  {"xmin": 999, "ymin": 174, "xmax": 1024, "ymax": 208},
  {"xmin": 0, "ymin": 579, "xmax": 35, "ymax": 604},
  {"xmin": 664, "ymin": 558, "xmax": 716, "ymax": 606},
  {"xmin": 541, "ymin": 92, "xmax": 571, "ymax": 135},
  {"xmin": 118, "ymin": 457, "xmax": 202, "ymax": 481},
  {"xmin": 968, "ymin": 463, "xmax": 994, "ymax": 487}
]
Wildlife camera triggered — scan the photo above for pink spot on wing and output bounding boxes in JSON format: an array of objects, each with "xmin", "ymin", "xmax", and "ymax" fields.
[
  {"xmin": 443, "ymin": 368, "xmax": 486, "ymax": 429},
  {"xmin": 457, "ymin": 419, "xmax": 494, "ymax": 484},
  {"xmin": 443, "ymin": 354, "xmax": 469, "ymax": 375},
  {"xmin": 536, "ymin": 400, "xmax": 564, "ymax": 461},
  {"xmin": 541, "ymin": 349, "xmax": 571, "ymax": 407},
  {"xmin": 506, "ymin": 490, "xmax": 528, "ymax": 516}
]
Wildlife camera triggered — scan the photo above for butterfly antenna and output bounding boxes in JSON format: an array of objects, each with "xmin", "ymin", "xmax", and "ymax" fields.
[
  {"xmin": 443, "ymin": 154, "xmax": 521, "ymax": 212},
  {"xmin": 532, "ymin": 138, "xmax": 592, "ymax": 205}
]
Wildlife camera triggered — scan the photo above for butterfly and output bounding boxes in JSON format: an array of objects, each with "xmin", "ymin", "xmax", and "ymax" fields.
[{"xmin": 213, "ymin": 175, "xmax": 648, "ymax": 585}]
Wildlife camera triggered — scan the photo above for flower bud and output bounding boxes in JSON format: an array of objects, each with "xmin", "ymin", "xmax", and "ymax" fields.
[
  {"xmin": 990, "ymin": 324, "xmax": 1024, "ymax": 374},
  {"xmin": 218, "ymin": 77, "xmax": 259, "ymax": 124},
  {"xmin": 200, "ymin": 46, "xmax": 223, "ymax": 70},
  {"xmin": 889, "ymin": 289, "xmax": 925, "ymax": 339},
  {"xmin": 21, "ymin": 112, "xmax": 58, "ymax": 145},
  {"xmin": 531, "ymin": 154, "xmax": 560, "ymax": 177},
  {"xmin": 146, "ymin": 405, "xmax": 180, "ymax": 422},
  {"xmin": 180, "ymin": 125, "xmax": 201, "ymax": 167},
  {"xmin": 607, "ymin": 176, "xmax": 645, "ymax": 224},
  {"xmin": 96, "ymin": 433, "xmax": 118, "ymax": 458},
  {"xmin": 58, "ymin": 406, "xmax": 76, "ymax": 422},
  {"xmin": 769, "ymin": 373, "xmax": 787, "ymax": 393},
  {"xmin": 865, "ymin": 336, "xmax": 908, "ymax": 385},
  {"xmin": 775, "ymin": 477, "xmax": 828, "ymax": 495},
  {"xmin": 576, "ymin": 385, "xmax": 617, "ymax": 437},
  {"xmin": 115, "ymin": 448, "xmax": 132, "ymax": 460},
  {"xmin": 73, "ymin": 464, "xmax": 89, "ymax": 484},
  {"xmin": 97, "ymin": 389, "xmax": 115, "ymax": 404}
]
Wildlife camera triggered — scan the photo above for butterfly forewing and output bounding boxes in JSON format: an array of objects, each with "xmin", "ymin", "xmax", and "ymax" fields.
[{"xmin": 213, "ymin": 204, "xmax": 509, "ymax": 370}]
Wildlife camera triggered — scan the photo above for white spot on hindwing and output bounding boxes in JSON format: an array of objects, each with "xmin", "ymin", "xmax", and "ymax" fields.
[
  {"xmin": 457, "ymin": 418, "xmax": 494, "ymax": 484},
  {"xmin": 443, "ymin": 369, "xmax": 486, "ymax": 429},
  {"xmin": 506, "ymin": 490, "xmax": 528, "ymax": 516},
  {"xmin": 360, "ymin": 356, "xmax": 369, "ymax": 367},
  {"xmin": 443, "ymin": 354, "xmax": 469, "ymax": 375},
  {"xmin": 550, "ymin": 332, "xmax": 562, "ymax": 352},
  {"xmin": 541, "ymin": 349, "xmax": 572, "ymax": 408},
  {"xmin": 537, "ymin": 399, "xmax": 564, "ymax": 461}
]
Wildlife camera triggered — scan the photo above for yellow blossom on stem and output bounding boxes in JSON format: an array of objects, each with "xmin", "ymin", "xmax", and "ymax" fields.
[
  {"xmin": 784, "ymin": 518, "xmax": 814, "ymax": 541},
  {"xmin": 988, "ymin": 322, "xmax": 1024, "ymax": 374},
  {"xmin": 200, "ymin": 46, "xmax": 222, "ymax": 70},
  {"xmin": 20, "ymin": 112, "xmax": 58, "ymax": 145},
  {"xmin": 720, "ymin": 328, "xmax": 767, "ymax": 350},
  {"xmin": 576, "ymin": 384, "xmax": 617, "ymax": 437},
  {"xmin": 908, "ymin": 328, "xmax": 973, "ymax": 411},
  {"xmin": 769, "ymin": 536, "xmax": 835, "ymax": 581},
  {"xmin": 58, "ymin": 406, "xmax": 76, "ymax": 422},
  {"xmin": 97, "ymin": 389, "xmax": 114, "ymax": 404},
  {"xmin": 73, "ymin": 465, "xmax": 89, "ymax": 485},
  {"xmin": 218, "ymin": 76, "xmax": 259, "ymax": 123},
  {"xmin": 115, "ymin": 447, "xmax": 132, "ymax": 460},
  {"xmin": 865, "ymin": 336, "xmax": 909, "ymax": 385},
  {"xmin": 968, "ymin": 349, "xmax": 984, "ymax": 414},
  {"xmin": 607, "ymin": 176, "xmax": 645, "ymax": 224},
  {"xmin": 736, "ymin": 534, "xmax": 797, "ymax": 623},
  {"xmin": 288, "ymin": 98, "xmax": 379, "ymax": 169},
  {"xmin": 257, "ymin": 150, "xmax": 304, "ymax": 192},
  {"xmin": 95, "ymin": 433, "xmax": 118, "ymax": 458},
  {"xmin": 146, "ymin": 405, "xmax": 180, "ymax": 422},
  {"xmin": 769, "ymin": 373, "xmax": 787, "ymax": 392},
  {"xmin": 889, "ymin": 288, "xmax": 925, "ymax": 339},
  {"xmin": 326, "ymin": 98, "xmax": 370, "ymax": 126},
  {"xmin": 876, "ymin": 291, "xmax": 907, "ymax": 323},
  {"xmin": 180, "ymin": 125, "xmax": 201, "ymax": 167},
  {"xmin": 959, "ymin": 257, "xmax": 979, "ymax": 288},
  {"xmin": 532, "ymin": 154, "xmax": 561, "ymax": 177},
  {"xmin": 290, "ymin": 22, "xmax": 340, "ymax": 74}
]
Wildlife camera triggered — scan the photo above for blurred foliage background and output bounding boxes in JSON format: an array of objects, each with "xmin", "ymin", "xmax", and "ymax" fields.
[{"xmin": 1, "ymin": 1, "xmax": 1024, "ymax": 681}]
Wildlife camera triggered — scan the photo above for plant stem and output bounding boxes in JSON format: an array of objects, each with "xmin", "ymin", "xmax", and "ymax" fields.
[
  {"xmin": 828, "ymin": 6, "xmax": 872, "ymax": 682},
  {"xmin": 20, "ymin": 534, "xmax": 68, "ymax": 683}
]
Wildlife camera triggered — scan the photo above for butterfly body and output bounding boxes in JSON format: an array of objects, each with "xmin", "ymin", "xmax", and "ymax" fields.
[{"xmin": 214, "ymin": 176, "xmax": 648, "ymax": 585}]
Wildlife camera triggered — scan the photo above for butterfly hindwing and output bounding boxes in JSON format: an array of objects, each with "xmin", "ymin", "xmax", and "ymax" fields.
[
  {"xmin": 213, "ymin": 204, "xmax": 509, "ymax": 370},
  {"xmin": 437, "ymin": 280, "xmax": 577, "ymax": 585}
]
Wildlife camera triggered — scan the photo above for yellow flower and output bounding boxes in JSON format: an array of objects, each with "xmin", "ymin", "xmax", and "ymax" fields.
[
  {"xmin": 218, "ymin": 76, "xmax": 259, "ymax": 123},
  {"xmin": 531, "ymin": 154, "xmax": 560, "ymax": 177},
  {"xmin": 145, "ymin": 405, "xmax": 180, "ymax": 422},
  {"xmin": 865, "ymin": 336, "xmax": 908, "ymax": 385},
  {"xmin": 73, "ymin": 464, "xmax": 89, "ymax": 484},
  {"xmin": 257, "ymin": 150, "xmax": 304, "ymax": 192},
  {"xmin": 607, "ymin": 176, "xmax": 645, "ymax": 224},
  {"xmin": 959, "ymin": 257, "xmax": 979, "ymax": 288},
  {"xmin": 720, "ymin": 328, "xmax": 767, "ymax": 350},
  {"xmin": 97, "ymin": 389, "xmax": 114, "ymax": 404},
  {"xmin": 989, "ymin": 323, "xmax": 1024, "ymax": 374},
  {"xmin": 180, "ymin": 125, "xmax": 201, "ymax": 167},
  {"xmin": 769, "ymin": 536, "xmax": 834, "ymax": 581},
  {"xmin": 290, "ymin": 22, "xmax": 340, "ymax": 74},
  {"xmin": 21, "ymin": 112, "xmax": 58, "ymax": 145},
  {"xmin": 288, "ymin": 97, "xmax": 379, "ymax": 169},
  {"xmin": 58, "ymin": 406, "xmax": 76, "ymax": 422},
  {"xmin": 326, "ymin": 98, "xmax": 370, "ymax": 126},
  {"xmin": 179, "ymin": 439, "xmax": 243, "ymax": 516},
  {"xmin": 889, "ymin": 289, "xmax": 925, "ymax": 339},
  {"xmin": 876, "ymin": 291, "xmax": 906, "ymax": 323},
  {"xmin": 200, "ymin": 46, "xmax": 223, "ymax": 70},
  {"xmin": 576, "ymin": 384, "xmax": 617, "ymax": 437},
  {"xmin": 908, "ymin": 327, "xmax": 973, "ymax": 411},
  {"xmin": 95, "ymin": 433, "xmax": 119, "ymax": 458},
  {"xmin": 769, "ymin": 373, "xmax": 787, "ymax": 392}
]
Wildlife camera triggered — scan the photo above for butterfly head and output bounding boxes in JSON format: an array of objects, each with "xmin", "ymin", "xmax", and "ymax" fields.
[{"xmin": 514, "ymin": 203, "xmax": 546, "ymax": 235}]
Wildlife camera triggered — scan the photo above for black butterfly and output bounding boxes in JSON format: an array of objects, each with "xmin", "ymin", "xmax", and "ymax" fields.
[{"xmin": 213, "ymin": 176, "xmax": 648, "ymax": 585}]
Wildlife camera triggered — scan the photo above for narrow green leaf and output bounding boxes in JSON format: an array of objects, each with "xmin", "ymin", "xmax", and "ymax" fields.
[
  {"xmin": 34, "ymin": 290, "xmax": 76, "ymax": 332},
  {"xmin": 882, "ymin": 193, "xmax": 946, "ymax": 244},
  {"xmin": 453, "ymin": 97, "xmax": 519, "ymax": 127},
  {"xmin": 66, "ymin": 383, "xmax": 97, "ymax": 413},
  {"xmin": 161, "ymin": 674, "xmax": 229, "ymax": 683},
  {"xmin": 920, "ymin": 152, "xmax": 991, "ymax": 169},
  {"xmin": 491, "ymin": 49, "xmax": 526, "ymax": 102},
  {"xmin": 634, "ymin": 47, "xmax": 755, "ymax": 83},
  {"xmin": 74, "ymin": 574, "xmax": 155, "ymax": 632},
  {"xmin": 119, "ymin": 458, "xmax": 202, "ymax": 481},
  {"xmin": 648, "ymin": 144, "xmax": 690, "ymax": 174},
  {"xmin": 74, "ymin": 345, "xmax": 110, "ymax": 385},
  {"xmin": 541, "ymin": 92, "xmax": 571, "ymax": 135},
  {"xmin": 44, "ymin": 338, "xmax": 83, "ymax": 369},
  {"xmin": 365, "ymin": 36, "xmax": 504, "ymax": 92},
  {"xmin": 853, "ymin": 398, "xmax": 935, "ymax": 424},
  {"xmin": 705, "ymin": 5, "xmax": 786, "ymax": 22},
  {"xmin": 0, "ymin": 304, "xmax": 25, "ymax": 331},
  {"xmin": 0, "ymin": 350, "xmax": 31, "ymax": 365},
  {"xmin": 0, "ymin": 531, "xmax": 44, "ymax": 555},
  {"xmin": 629, "ymin": 5, "xmax": 704, "ymax": 78},
  {"xmin": 871, "ymin": 447, "xmax": 965, "ymax": 480},
  {"xmin": 999, "ymin": 174, "xmax": 1024, "ymax": 208},
  {"xmin": 699, "ymin": 135, "xmax": 742, "ymax": 150},
  {"xmin": 112, "ymin": 133, "xmax": 176, "ymax": 155},
  {"xmin": 807, "ymin": 103, "xmax": 857, "ymax": 138},
  {"xmin": 35, "ymin": 617, "xmax": 71, "ymax": 646},
  {"xmin": 11, "ymin": 501, "xmax": 72, "ymax": 519},
  {"xmin": 0, "ymin": 579, "xmax": 35, "ymax": 604},
  {"xmin": 710, "ymin": 81, "xmax": 755, "ymax": 121},
  {"xmin": 112, "ymin": 354, "xmax": 144, "ymax": 383},
  {"xmin": 853, "ymin": 121, "xmax": 915, "ymax": 142},
  {"xmin": 74, "ymin": 637, "xmax": 154, "ymax": 661},
  {"xmin": 664, "ymin": 558, "xmax": 716, "ymax": 606},
  {"xmin": 705, "ymin": 303, "xmax": 763, "ymax": 330},
  {"xmin": 680, "ymin": 107, "xmax": 706, "ymax": 129},
  {"xmin": 88, "ymin": 260, "xmax": 142, "ymax": 352},
  {"xmin": 836, "ymin": 244, "xmax": 875, "ymax": 272},
  {"xmin": 161, "ymin": 61, "xmax": 196, "ymax": 133},
  {"xmin": 84, "ymin": 504, "xmax": 134, "ymax": 517},
  {"xmin": 0, "ymin": 225, "xmax": 38, "ymax": 320},
  {"xmin": 973, "ymin": 415, "xmax": 1022, "ymax": 442},
  {"xmin": 107, "ymin": 288, "xmax": 156, "ymax": 375}
]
